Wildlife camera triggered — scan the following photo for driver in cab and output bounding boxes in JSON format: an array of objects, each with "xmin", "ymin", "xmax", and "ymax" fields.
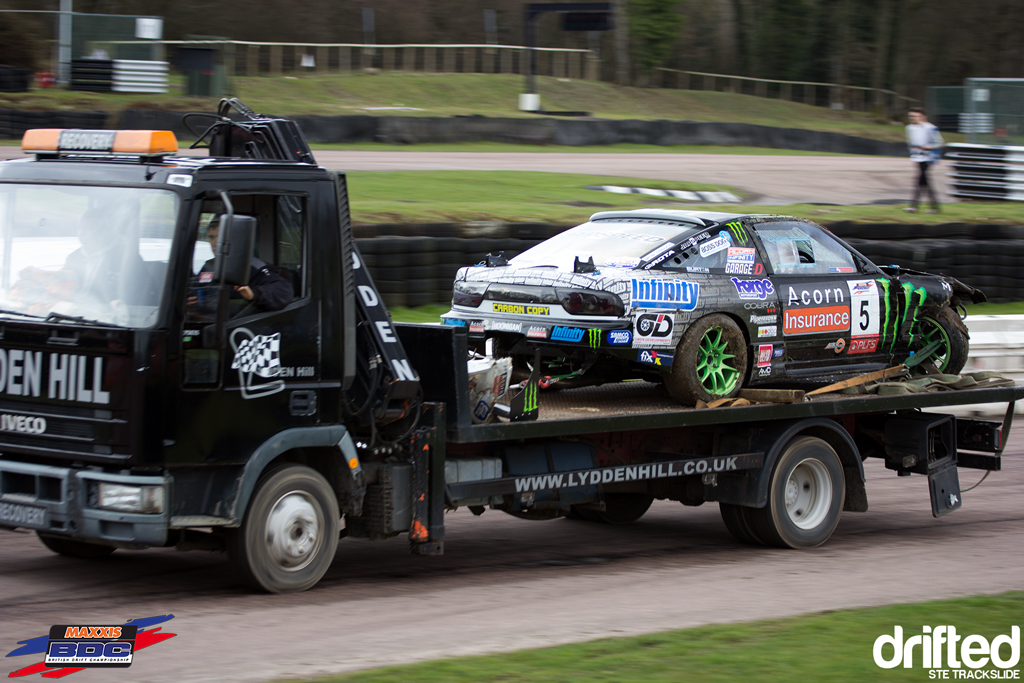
[{"xmin": 189, "ymin": 215, "xmax": 292, "ymax": 316}]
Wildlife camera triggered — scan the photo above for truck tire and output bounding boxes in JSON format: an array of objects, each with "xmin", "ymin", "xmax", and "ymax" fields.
[
  {"xmin": 227, "ymin": 464, "xmax": 339, "ymax": 593},
  {"xmin": 569, "ymin": 493, "xmax": 654, "ymax": 524},
  {"xmin": 719, "ymin": 503, "xmax": 763, "ymax": 545},
  {"xmin": 916, "ymin": 306, "xmax": 969, "ymax": 375},
  {"xmin": 664, "ymin": 314, "xmax": 747, "ymax": 405},
  {"xmin": 36, "ymin": 532, "xmax": 116, "ymax": 558},
  {"xmin": 596, "ymin": 492, "xmax": 654, "ymax": 524},
  {"xmin": 748, "ymin": 437, "xmax": 844, "ymax": 549}
]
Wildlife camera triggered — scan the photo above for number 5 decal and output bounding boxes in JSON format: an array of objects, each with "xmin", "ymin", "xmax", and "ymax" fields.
[{"xmin": 848, "ymin": 280, "xmax": 880, "ymax": 352}]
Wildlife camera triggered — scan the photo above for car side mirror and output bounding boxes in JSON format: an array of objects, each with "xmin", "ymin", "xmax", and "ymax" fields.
[{"xmin": 216, "ymin": 215, "xmax": 256, "ymax": 286}]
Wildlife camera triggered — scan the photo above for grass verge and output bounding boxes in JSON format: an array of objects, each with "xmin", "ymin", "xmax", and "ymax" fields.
[
  {"xmin": 278, "ymin": 591, "xmax": 1024, "ymax": 683},
  {"xmin": 1, "ymin": 72, "xmax": 926, "ymax": 143},
  {"xmin": 347, "ymin": 170, "xmax": 738, "ymax": 223},
  {"xmin": 345, "ymin": 171, "xmax": 1022, "ymax": 225}
]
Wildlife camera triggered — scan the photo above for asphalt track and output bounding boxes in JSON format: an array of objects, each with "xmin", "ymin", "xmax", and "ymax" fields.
[
  {"xmin": 0, "ymin": 147, "xmax": 937, "ymax": 206},
  {"xmin": 305, "ymin": 150, "xmax": 930, "ymax": 206},
  {"xmin": 1, "ymin": 431, "xmax": 1021, "ymax": 682}
]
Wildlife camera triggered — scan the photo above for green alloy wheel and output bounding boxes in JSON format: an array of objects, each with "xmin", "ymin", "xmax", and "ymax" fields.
[
  {"xmin": 697, "ymin": 326, "xmax": 740, "ymax": 394},
  {"xmin": 665, "ymin": 314, "xmax": 748, "ymax": 405},
  {"xmin": 914, "ymin": 306, "xmax": 969, "ymax": 375}
]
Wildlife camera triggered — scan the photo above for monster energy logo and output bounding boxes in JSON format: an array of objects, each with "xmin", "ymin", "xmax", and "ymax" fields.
[
  {"xmin": 877, "ymin": 278, "xmax": 893, "ymax": 351},
  {"xmin": 524, "ymin": 381, "xmax": 538, "ymax": 413},
  {"xmin": 588, "ymin": 329, "xmax": 601, "ymax": 348},
  {"xmin": 725, "ymin": 221, "xmax": 749, "ymax": 246},
  {"xmin": 901, "ymin": 282, "xmax": 927, "ymax": 345}
]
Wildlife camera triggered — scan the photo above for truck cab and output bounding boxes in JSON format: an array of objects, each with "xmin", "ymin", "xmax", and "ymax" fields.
[{"xmin": 0, "ymin": 106, "xmax": 422, "ymax": 592}]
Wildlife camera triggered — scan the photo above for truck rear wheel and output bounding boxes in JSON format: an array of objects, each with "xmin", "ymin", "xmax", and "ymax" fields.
[
  {"xmin": 569, "ymin": 493, "xmax": 654, "ymax": 524},
  {"xmin": 748, "ymin": 437, "xmax": 844, "ymax": 549},
  {"xmin": 227, "ymin": 464, "xmax": 339, "ymax": 593},
  {"xmin": 37, "ymin": 532, "xmax": 116, "ymax": 558},
  {"xmin": 719, "ymin": 503, "xmax": 763, "ymax": 545}
]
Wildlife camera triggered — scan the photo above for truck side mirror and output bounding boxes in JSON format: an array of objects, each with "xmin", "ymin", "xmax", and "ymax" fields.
[{"xmin": 217, "ymin": 214, "xmax": 256, "ymax": 286}]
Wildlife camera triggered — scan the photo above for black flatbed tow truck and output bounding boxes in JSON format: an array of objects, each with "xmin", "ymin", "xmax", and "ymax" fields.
[{"xmin": 0, "ymin": 101, "xmax": 1019, "ymax": 593}]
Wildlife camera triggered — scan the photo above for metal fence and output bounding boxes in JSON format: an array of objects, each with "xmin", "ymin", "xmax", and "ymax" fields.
[
  {"xmin": 656, "ymin": 68, "xmax": 917, "ymax": 118},
  {"xmin": 104, "ymin": 41, "xmax": 599, "ymax": 81},
  {"xmin": 963, "ymin": 78, "xmax": 1024, "ymax": 145}
]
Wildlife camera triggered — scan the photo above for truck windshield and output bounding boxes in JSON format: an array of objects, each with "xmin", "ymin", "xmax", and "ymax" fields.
[{"xmin": 0, "ymin": 183, "xmax": 178, "ymax": 327}]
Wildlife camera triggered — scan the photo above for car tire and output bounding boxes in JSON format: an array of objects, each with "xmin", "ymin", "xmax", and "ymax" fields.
[
  {"xmin": 227, "ymin": 464, "xmax": 339, "ymax": 593},
  {"xmin": 37, "ymin": 532, "xmax": 116, "ymax": 558},
  {"xmin": 747, "ymin": 437, "xmax": 845, "ymax": 549},
  {"xmin": 719, "ymin": 503, "xmax": 763, "ymax": 545},
  {"xmin": 664, "ymin": 314, "xmax": 748, "ymax": 405},
  {"xmin": 916, "ymin": 306, "xmax": 969, "ymax": 375}
]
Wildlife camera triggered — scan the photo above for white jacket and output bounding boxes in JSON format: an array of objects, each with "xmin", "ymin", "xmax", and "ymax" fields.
[{"xmin": 906, "ymin": 122, "xmax": 943, "ymax": 163}]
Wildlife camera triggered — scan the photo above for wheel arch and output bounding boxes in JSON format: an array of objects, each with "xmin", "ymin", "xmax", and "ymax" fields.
[
  {"xmin": 706, "ymin": 417, "xmax": 866, "ymax": 511},
  {"xmin": 228, "ymin": 426, "xmax": 360, "ymax": 525}
]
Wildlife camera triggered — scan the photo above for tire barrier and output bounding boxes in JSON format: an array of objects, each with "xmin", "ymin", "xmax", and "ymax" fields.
[
  {"xmin": 31, "ymin": 111, "xmax": 909, "ymax": 155},
  {"xmin": 355, "ymin": 221, "xmax": 1024, "ymax": 307},
  {"xmin": 0, "ymin": 110, "xmax": 109, "ymax": 140},
  {"xmin": 945, "ymin": 143, "xmax": 1024, "ymax": 202},
  {"xmin": 0, "ymin": 65, "xmax": 32, "ymax": 93}
]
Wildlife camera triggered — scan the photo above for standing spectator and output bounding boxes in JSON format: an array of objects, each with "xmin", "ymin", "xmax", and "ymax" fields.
[{"xmin": 905, "ymin": 107, "xmax": 943, "ymax": 214}]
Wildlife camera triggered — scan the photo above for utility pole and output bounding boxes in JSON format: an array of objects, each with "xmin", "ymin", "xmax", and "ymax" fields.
[
  {"xmin": 58, "ymin": 0, "xmax": 72, "ymax": 86},
  {"xmin": 614, "ymin": 0, "xmax": 629, "ymax": 86}
]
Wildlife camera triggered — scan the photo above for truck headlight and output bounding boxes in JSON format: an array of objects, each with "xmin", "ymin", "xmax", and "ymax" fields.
[{"xmin": 95, "ymin": 483, "xmax": 164, "ymax": 514}]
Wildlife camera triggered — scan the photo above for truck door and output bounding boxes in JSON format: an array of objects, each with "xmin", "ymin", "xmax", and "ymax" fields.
[
  {"xmin": 751, "ymin": 219, "xmax": 888, "ymax": 378},
  {"xmin": 176, "ymin": 191, "xmax": 320, "ymax": 463}
]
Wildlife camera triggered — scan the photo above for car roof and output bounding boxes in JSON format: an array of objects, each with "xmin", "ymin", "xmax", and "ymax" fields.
[{"xmin": 588, "ymin": 208, "xmax": 760, "ymax": 226}]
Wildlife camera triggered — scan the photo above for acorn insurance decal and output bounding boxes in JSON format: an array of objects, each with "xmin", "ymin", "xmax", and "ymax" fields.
[
  {"xmin": 783, "ymin": 283, "xmax": 851, "ymax": 336},
  {"xmin": 6, "ymin": 615, "xmax": 175, "ymax": 677}
]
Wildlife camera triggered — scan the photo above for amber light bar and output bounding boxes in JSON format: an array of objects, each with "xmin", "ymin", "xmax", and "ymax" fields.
[{"xmin": 22, "ymin": 129, "xmax": 178, "ymax": 156}]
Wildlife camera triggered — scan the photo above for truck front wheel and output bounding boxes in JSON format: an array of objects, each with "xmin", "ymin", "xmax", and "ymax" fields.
[
  {"xmin": 748, "ymin": 437, "xmax": 845, "ymax": 549},
  {"xmin": 228, "ymin": 464, "xmax": 339, "ymax": 593}
]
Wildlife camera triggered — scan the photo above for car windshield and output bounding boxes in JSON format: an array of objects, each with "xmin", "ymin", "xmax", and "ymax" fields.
[
  {"xmin": 510, "ymin": 221, "xmax": 693, "ymax": 271},
  {"xmin": 0, "ymin": 183, "xmax": 179, "ymax": 327}
]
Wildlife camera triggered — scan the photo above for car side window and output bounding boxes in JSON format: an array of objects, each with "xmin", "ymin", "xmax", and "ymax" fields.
[
  {"xmin": 658, "ymin": 234, "xmax": 764, "ymax": 276},
  {"xmin": 754, "ymin": 221, "xmax": 856, "ymax": 275}
]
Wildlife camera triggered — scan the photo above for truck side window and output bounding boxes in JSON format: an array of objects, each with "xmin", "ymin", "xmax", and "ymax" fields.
[{"xmin": 276, "ymin": 195, "xmax": 305, "ymax": 297}]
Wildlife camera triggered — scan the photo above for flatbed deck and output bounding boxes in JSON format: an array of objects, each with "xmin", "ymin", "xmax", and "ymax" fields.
[
  {"xmin": 449, "ymin": 382, "xmax": 1023, "ymax": 442},
  {"xmin": 398, "ymin": 322, "xmax": 1022, "ymax": 444}
]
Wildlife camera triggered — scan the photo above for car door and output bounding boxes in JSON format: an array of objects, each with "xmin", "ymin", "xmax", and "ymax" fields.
[{"xmin": 750, "ymin": 219, "xmax": 889, "ymax": 379}]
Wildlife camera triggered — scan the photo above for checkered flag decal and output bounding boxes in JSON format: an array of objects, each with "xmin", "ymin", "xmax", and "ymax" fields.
[{"xmin": 231, "ymin": 333, "xmax": 281, "ymax": 378}]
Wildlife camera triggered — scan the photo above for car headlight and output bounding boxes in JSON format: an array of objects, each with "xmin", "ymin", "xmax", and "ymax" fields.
[
  {"xmin": 453, "ymin": 281, "xmax": 487, "ymax": 307},
  {"xmin": 555, "ymin": 288, "xmax": 624, "ymax": 316},
  {"xmin": 94, "ymin": 483, "xmax": 164, "ymax": 514}
]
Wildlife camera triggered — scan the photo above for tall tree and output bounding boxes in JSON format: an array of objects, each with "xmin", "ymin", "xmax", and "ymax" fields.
[{"xmin": 628, "ymin": 0, "xmax": 684, "ymax": 82}]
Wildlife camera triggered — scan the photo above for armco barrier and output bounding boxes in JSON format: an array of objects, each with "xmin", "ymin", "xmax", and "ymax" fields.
[{"xmin": 940, "ymin": 315, "xmax": 1024, "ymax": 415}]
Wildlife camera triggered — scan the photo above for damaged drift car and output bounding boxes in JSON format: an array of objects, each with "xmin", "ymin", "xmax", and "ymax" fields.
[{"xmin": 442, "ymin": 209, "xmax": 984, "ymax": 405}]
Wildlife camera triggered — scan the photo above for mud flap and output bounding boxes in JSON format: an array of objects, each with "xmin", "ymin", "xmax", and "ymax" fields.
[{"xmin": 928, "ymin": 459, "xmax": 962, "ymax": 517}]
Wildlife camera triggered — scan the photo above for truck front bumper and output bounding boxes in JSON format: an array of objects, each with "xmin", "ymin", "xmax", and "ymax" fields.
[{"xmin": 0, "ymin": 459, "xmax": 168, "ymax": 548}]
